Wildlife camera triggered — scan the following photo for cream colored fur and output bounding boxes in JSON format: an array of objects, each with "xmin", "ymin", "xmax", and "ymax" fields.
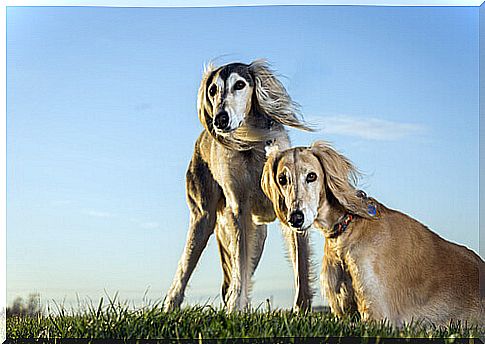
[{"xmin": 164, "ymin": 61, "xmax": 313, "ymax": 312}]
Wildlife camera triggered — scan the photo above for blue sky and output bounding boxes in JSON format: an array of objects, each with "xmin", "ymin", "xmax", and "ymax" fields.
[{"xmin": 6, "ymin": 5, "xmax": 480, "ymax": 308}]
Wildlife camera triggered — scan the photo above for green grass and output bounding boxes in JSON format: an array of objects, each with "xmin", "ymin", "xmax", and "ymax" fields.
[{"xmin": 6, "ymin": 296, "xmax": 484, "ymax": 341}]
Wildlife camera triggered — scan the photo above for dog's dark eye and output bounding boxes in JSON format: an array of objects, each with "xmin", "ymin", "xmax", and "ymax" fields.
[
  {"xmin": 209, "ymin": 84, "xmax": 217, "ymax": 97},
  {"xmin": 234, "ymin": 80, "xmax": 246, "ymax": 91},
  {"xmin": 278, "ymin": 173, "xmax": 287, "ymax": 186},
  {"xmin": 306, "ymin": 172, "xmax": 317, "ymax": 183}
]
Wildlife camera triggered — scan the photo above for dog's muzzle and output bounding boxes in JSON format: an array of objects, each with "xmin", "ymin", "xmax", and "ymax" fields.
[
  {"xmin": 214, "ymin": 110, "xmax": 230, "ymax": 130},
  {"xmin": 288, "ymin": 210, "xmax": 305, "ymax": 229}
]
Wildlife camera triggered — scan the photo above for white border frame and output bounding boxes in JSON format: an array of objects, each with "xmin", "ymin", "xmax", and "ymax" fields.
[{"xmin": 1, "ymin": 1, "xmax": 483, "ymax": 341}]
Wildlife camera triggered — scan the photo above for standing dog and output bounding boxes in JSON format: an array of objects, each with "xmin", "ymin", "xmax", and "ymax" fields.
[
  {"xmin": 164, "ymin": 61, "xmax": 313, "ymax": 312},
  {"xmin": 262, "ymin": 141, "xmax": 484, "ymax": 327}
]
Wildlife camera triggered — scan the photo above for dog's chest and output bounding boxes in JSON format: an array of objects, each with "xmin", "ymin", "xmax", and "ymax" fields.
[
  {"xmin": 209, "ymin": 144, "xmax": 266, "ymax": 196},
  {"xmin": 212, "ymin": 149, "xmax": 262, "ymax": 182}
]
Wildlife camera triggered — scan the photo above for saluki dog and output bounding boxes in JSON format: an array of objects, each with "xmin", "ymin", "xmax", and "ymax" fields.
[
  {"xmin": 164, "ymin": 60, "xmax": 313, "ymax": 312},
  {"xmin": 262, "ymin": 141, "xmax": 484, "ymax": 327}
]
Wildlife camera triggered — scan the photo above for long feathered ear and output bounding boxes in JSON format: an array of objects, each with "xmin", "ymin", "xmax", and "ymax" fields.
[
  {"xmin": 261, "ymin": 149, "xmax": 288, "ymax": 224},
  {"xmin": 197, "ymin": 62, "xmax": 217, "ymax": 133},
  {"xmin": 311, "ymin": 141, "xmax": 370, "ymax": 218},
  {"xmin": 249, "ymin": 59, "xmax": 314, "ymax": 132}
]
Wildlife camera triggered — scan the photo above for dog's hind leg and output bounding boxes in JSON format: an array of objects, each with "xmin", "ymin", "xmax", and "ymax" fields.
[
  {"xmin": 243, "ymin": 224, "xmax": 268, "ymax": 303},
  {"xmin": 282, "ymin": 226, "xmax": 313, "ymax": 312},
  {"xmin": 164, "ymin": 151, "xmax": 221, "ymax": 312},
  {"xmin": 250, "ymin": 225, "xmax": 268, "ymax": 277}
]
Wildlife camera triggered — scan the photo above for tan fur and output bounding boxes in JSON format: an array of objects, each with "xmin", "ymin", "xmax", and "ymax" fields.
[
  {"xmin": 164, "ymin": 61, "xmax": 313, "ymax": 312},
  {"xmin": 262, "ymin": 140, "xmax": 485, "ymax": 327}
]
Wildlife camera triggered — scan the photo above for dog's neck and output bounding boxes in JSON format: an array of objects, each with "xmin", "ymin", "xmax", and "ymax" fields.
[
  {"xmin": 241, "ymin": 109, "xmax": 287, "ymax": 141},
  {"xmin": 314, "ymin": 198, "xmax": 351, "ymax": 238}
]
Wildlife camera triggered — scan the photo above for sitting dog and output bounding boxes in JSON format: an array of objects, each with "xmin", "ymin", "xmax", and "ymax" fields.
[
  {"xmin": 164, "ymin": 60, "xmax": 313, "ymax": 312},
  {"xmin": 261, "ymin": 140, "xmax": 484, "ymax": 327}
]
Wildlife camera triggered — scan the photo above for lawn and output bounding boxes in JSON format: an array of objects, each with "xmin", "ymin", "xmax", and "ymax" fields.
[{"xmin": 5, "ymin": 296, "xmax": 484, "ymax": 342}]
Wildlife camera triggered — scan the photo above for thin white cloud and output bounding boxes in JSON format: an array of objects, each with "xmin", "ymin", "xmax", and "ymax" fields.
[
  {"xmin": 84, "ymin": 210, "xmax": 116, "ymax": 218},
  {"xmin": 50, "ymin": 200, "xmax": 72, "ymax": 207},
  {"xmin": 139, "ymin": 221, "xmax": 160, "ymax": 230},
  {"xmin": 129, "ymin": 218, "xmax": 160, "ymax": 230},
  {"xmin": 310, "ymin": 115, "xmax": 425, "ymax": 141}
]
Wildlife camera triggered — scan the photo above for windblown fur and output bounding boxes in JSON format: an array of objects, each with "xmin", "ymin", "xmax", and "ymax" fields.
[{"xmin": 164, "ymin": 60, "xmax": 313, "ymax": 312}]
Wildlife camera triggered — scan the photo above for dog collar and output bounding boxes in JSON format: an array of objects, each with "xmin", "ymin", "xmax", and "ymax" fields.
[
  {"xmin": 327, "ymin": 190, "xmax": 378, "ymax": 239},
  {"xmin": 328, "ymin": 213, "xmax": 354, "ymax": 239}
]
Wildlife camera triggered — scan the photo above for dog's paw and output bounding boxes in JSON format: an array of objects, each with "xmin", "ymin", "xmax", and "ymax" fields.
[
  {"xmin": 226, "ymin": 291, "xmax": 250, "ymax": 313},
  {"xmin": 292, "ymin": 304, "xmax": 311, "ymax": 314},
  {"xmin": 293, "ymin": 297, "xmax": 312, "ymax": 314},
  {"xmin": 163, "ymin": 294, "xmax": 183, "ymax": 312}
]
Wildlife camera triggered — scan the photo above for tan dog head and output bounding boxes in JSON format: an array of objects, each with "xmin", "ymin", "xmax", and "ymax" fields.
[{"xmin": 261, "ymin": 141, "xmax": 370, "ymax": 232}]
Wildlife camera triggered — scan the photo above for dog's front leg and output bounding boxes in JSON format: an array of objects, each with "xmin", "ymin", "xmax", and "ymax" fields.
[
  {"xmin": 164, "ymin": 154, "xmax": 221, "ymax": 312},
  {"xmin": 321, "ymin": 244, "xmax": 357, "ymax": 317},
  {"xmin": 224, "ymin": 206, "xmax": 252, "ymax": 312},
  {"xmin": 283, "ymin": 226, "xmax": 313, "ymax": 311}
]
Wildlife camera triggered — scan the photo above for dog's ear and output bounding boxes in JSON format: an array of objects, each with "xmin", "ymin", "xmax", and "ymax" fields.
[
  {"xmin": 261, "ymin": 149, "xmax": 280, "ymax": 208},
  {"xmin": 261, "ymin": 150, "xmax": 288, "ymax": 224},
  {"xmin": 249, "ymin": 59, "xmax": 313, "ymax": 132},
  {"xmin": 311, "ymin": 141, "xmax": 370, "ymax": 218},
  {"xmin": 197, "ymin": 63, "xmax": 217, "ymax": 133}
]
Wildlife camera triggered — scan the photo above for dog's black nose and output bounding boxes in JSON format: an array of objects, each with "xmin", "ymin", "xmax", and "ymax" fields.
[
  {"xmin": 288, "ymin": 211, "xmax": 305, "ymax": 228},
  {"xmin": 214, "ymin": 111, "xmax": 229, "ymax": 130}
]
